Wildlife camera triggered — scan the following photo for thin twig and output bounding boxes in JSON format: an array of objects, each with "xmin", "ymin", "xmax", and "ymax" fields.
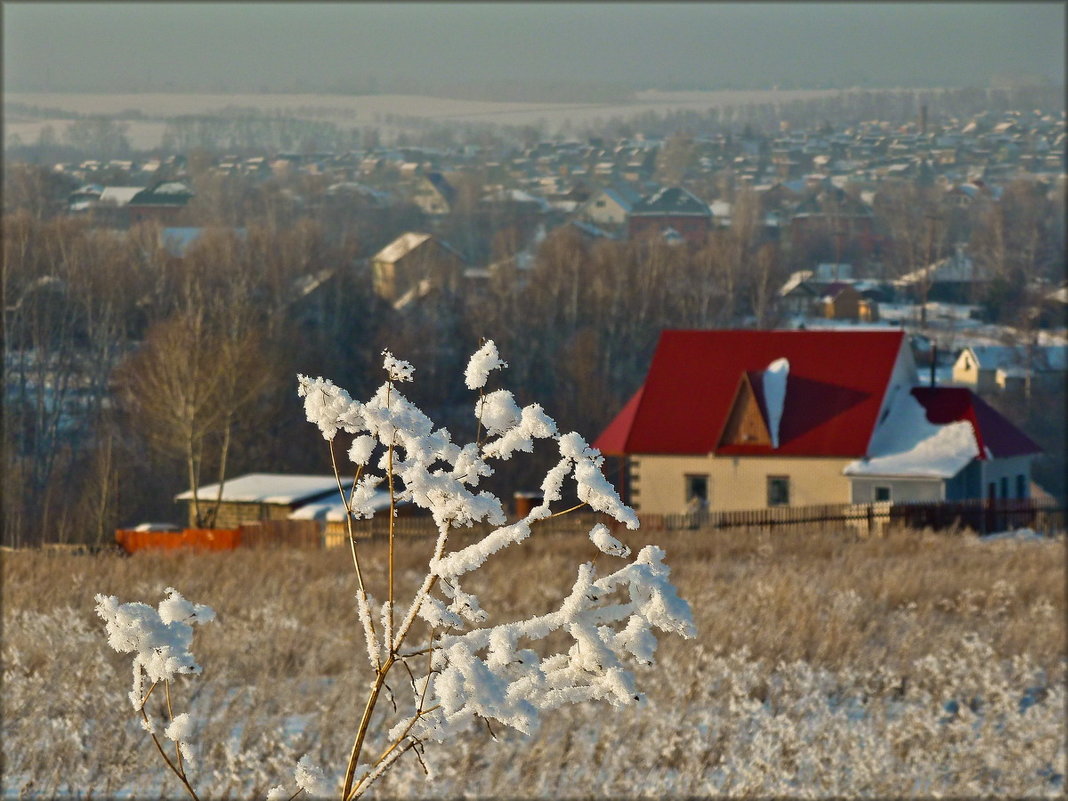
[
  {"xmin": 138, "ymin": 680, "xmax": 160, "ymax": 711},
  {"xmin": 543, "ymin": 502, "xmax": 588, "ymax": 520},
  {"xmin": 165, "ymin": 681, "xmax": 184, "ymax": 775},
  {"xmin": 329, "ymin": 439, "xmax": 367, "ymax": 595},
  {"xmin": 138, "ymin": 706, "xmax": 200, "ymax": 801}
]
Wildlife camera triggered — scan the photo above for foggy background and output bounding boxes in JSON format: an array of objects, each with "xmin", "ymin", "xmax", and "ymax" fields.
[{"xmin": 4, "ymin": 2, "xmax": 1064, "ymax": 98}]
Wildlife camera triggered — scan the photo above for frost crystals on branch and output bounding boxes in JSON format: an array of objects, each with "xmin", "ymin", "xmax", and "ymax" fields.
[
  {"xmin": 95, "ymin": 589, "xmax": 215, "ymax": 801},
  {"xmin": 296, "ymin": 341, "xmax": 695, "ymax": 799},
  {"xmin": 97, "ymin": 342, "xmax": 694, "ymax": 801}
]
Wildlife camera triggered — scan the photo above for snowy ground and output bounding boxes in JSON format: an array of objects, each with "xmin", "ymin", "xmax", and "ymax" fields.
[
  {"xmin": 5, "ymin": 87, "xmax": 851, "ymax": 149},
  {"xmin": 3, "ymin": 529, "xmax": 1065, "ymax": 799}
]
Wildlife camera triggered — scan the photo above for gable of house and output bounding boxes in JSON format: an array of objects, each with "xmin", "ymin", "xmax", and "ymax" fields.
[{"xmin": 371, "ymin": 232, "xmax": 465, "ymax": 303}]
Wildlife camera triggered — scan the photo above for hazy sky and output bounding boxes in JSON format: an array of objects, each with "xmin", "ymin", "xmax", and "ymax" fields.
[{"xmin": 4, "ymin": 2, "xmax": 1065, "ymax": 94}]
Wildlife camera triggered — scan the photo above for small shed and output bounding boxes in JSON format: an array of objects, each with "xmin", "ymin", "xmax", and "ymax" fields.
[{"xmin": 175, "ymin": 473, "xmax": 353, "ymax": 528}]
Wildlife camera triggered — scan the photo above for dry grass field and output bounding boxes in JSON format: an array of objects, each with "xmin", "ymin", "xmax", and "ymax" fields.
[{"xmin": 3, "ymin": 525, "xmax": 1065, "ymax": 798}]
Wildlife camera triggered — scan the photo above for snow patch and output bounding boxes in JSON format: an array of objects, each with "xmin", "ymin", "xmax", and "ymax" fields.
[
  {"xmin": 844, "ymin": 391, "xmax": 978, "ymax": 478},
  {"xmin": 762, "ymin": 358, "xmax": 789, "ymax": 449}
]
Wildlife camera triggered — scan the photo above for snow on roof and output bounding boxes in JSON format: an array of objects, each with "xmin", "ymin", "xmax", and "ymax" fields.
[
  {"xmin": 175, "ymin": 473, "xmax": 352, "ymax": 505},
  {"xmin": 372, "ymin": 232, "xmax": 433, "ymax": 263},
  {"xmin": 288, "ymin": 491, "xmax": 393, "ymax": 521},
  {"xmin": 844, "ymin": 391, "xmax": 978, "ymax": 479},
  {"xmin": 98, "ymin": 186, "xmax": 146, "ymax": 206},
  {"xmin": 153, "ymin": 181, "xmax": 192, "ymax": 194},
  {"xmin": 781, "ymin": 270, "xmax": 811, "ymax": 299},
  {"xmin": 960, "ymin": 345, "xmax": 1067, "ymax": 372},
  {"xmin": 763, "ymin": 358, "xmax": 789, "ymax": 449}
]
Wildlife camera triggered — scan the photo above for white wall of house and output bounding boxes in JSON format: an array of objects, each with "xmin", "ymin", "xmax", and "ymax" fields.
[
  {"xmin": 582, "ymin": 192, "xmax": 629, "ymax": 225},
  {"xmin": 848, "ymin": 476, "xmax": 944, "ymax": 504},
  {"xmin": 951, "ymin": 349, "xmax": 994, "ymax": 390},
  {"xmin": 630, "ymin": 454, "xmax": 853, "ymax": 514}
]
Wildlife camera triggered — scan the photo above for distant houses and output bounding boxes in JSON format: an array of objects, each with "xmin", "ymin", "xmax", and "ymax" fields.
[
  {"xmin": 626, "ymin": 186, "xmax": 713, "ymax": 245},
  {"xmin": 370, "ymin": 232, "xmax": 466, "ymax": 306},
  {"xmin": 951, "ymin": 344, "xmax": 1068, "ymax": 394}
]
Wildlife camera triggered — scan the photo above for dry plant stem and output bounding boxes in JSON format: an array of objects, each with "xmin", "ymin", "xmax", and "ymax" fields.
[
  {"xmin": 136, "ymin": 697, "xmax": 200, "ymax": 801},
  {"xmin": 328, "ymin": 440, "xmax": 368, "ymax": 595},
  {"xmin": 387, "ymin": 439, "xmax": 396, "ymax": 649},
  {"xmin": 342, "ymin": 533, "xmax": 448, "ymax": 799},
  {"xmin": 475, "ymin": 387, "xmax": 485, "ymax": 446},
  {"xmin": 164, "ymin": 680, "xmax": 184, "ymax": 776},
  {"xmin": 544, "ymin": 502, "xmax": 588, "ymax": 520},
  {"xmin": 362, "ymin": 647, "xmax": 437, "ymax": 783},
  {"xmin": 139, "ymin": 680, "xmax": 160, "ymax": 709},
  {"xmin": 341, "ymin": 653, "xmax": 396, "ymax": 801}
]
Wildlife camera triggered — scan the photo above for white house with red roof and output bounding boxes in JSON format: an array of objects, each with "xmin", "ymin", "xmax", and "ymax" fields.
[{"xmin": 594, "ymin": 330, "xmax": 1040, "ymax": 514}]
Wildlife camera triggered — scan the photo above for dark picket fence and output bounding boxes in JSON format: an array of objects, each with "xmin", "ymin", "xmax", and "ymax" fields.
[{"xmin": 641, "ymin": 497, "xmax": 1065, "ymax": 537}]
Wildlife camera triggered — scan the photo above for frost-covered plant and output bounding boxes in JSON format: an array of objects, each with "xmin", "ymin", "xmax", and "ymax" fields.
[
  {"xmin": 97, "ymin": 341, "xmax": 695, "ymax": 801},
  {"xmin": 94, "ymin": 588, "xmax": 215, "ymax": 801}
]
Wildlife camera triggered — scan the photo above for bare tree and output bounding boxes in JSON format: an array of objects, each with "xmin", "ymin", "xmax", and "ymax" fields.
[{"xmin": 114, "ymin": 309, "xmax": 272, "ymax": 528}]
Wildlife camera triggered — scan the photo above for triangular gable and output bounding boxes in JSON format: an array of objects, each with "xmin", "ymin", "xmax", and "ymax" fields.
[{"xmin": 716, "ymin": 372, "xmax": 772, "ymax": 448}]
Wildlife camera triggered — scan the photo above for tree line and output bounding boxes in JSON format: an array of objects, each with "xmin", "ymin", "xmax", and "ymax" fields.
[{"xmin": 3, "ymin": 150, "xmax": 1065, "ymax": 544}]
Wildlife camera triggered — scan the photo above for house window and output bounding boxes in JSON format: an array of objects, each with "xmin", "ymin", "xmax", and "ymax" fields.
[
  {"xmin": 685, "ymin": 474, "xmax": 710, "ymax": 508},
  {"xmin": 1000, "ymin": 477, "xmax": 1009, "ymax": 499},
  {"xmin": 767, "ymin": 476, "xmax": 790, "ymax": 507},
  {"xmin": 874, "ymin": 486, "xmax": 892, "ymax": 502},
  {"xmin": 1016, "ymin": 474, "xmax": 1027, "ymax": 499},
  {"xmin": 595, "ymin": 200, "xmax": 606, "ymax": 208}
]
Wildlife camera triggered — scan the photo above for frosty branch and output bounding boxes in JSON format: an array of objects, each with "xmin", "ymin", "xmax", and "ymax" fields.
[{"xmin": 97, "ymin": 341, "xmax": 695, "ymax": 800}]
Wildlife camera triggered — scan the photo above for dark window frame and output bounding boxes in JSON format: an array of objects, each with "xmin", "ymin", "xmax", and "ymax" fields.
[{"xmin": 767, "ymin": 475, "xmax": 790, "ymax": 507}]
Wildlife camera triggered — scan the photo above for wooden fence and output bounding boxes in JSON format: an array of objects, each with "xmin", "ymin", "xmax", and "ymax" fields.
[
  {"xmin": 641, "ymin": 497, "xmax": 1065, "ymax": 537},
  {"xmin": 112, "ymin": 499, "xmax": 1064, "ymax": 553}
]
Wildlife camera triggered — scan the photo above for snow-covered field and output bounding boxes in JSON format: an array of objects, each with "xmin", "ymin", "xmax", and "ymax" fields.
[
  {"xmin": 4, "ymin": 88, "xmax": 850, "ymax": 149},
  {"xmin": 3, "ymin": 527, "xmax": 1064, "ymax": 799}
]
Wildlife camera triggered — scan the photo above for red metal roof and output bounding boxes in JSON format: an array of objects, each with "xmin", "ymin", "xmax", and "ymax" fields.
[
  {"xmin": 594, "ymin": 329, "xmax": 907, "ymax": 457},
  {"xmin": 595, "ymin": 385, "xmax": 643, "ymax": 455},
  {"xmin": 911, "ymin": 387, "xmax": 1041, "ymax": 458}
]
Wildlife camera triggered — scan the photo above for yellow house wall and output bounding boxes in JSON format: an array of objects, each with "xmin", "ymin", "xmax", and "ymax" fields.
[{"xmin": 630, "ymin": 454, "xmax": 854, "ymax": 514}]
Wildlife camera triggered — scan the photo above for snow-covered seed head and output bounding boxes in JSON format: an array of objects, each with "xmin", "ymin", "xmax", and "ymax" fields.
[{"xmin": 465, "ymin": 340, "xmax": 507, "ymax": 390}]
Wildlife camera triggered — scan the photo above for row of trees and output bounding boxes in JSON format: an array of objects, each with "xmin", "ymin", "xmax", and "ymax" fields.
[{"xmin": 2, "ymin": 184, "xmax": 790, "ymax": 546}]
